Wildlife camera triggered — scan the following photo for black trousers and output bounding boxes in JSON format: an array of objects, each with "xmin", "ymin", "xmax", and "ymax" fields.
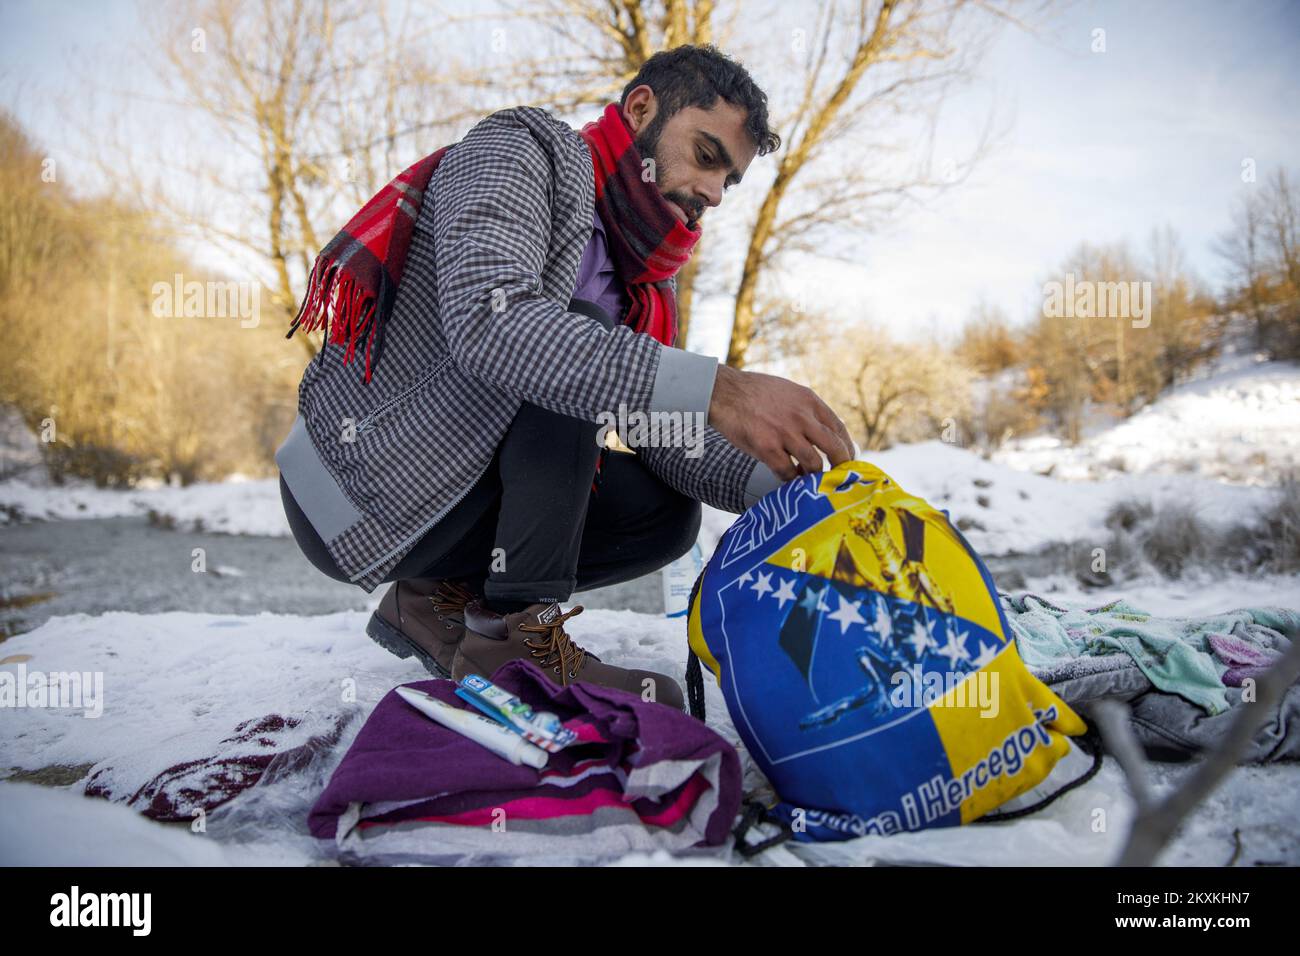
[{"xmin": 279, "ymin": 299, "xmax": 702, "ymax": 602}]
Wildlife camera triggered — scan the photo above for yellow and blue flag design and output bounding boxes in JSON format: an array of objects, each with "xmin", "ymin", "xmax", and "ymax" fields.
[{"xmin": 687, "ymin": 460, "xmax": 1086, "ymax": 841}]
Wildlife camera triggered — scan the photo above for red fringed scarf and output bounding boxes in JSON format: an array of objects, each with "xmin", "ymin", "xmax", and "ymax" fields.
[
  {"xmin": 578, "ymin": 102, "xmax": 702, "ymax": 347},
  {"xmin": 286, "ymin": 104, "xmax": 700, "ymax": 384},
  {"xmin": 285, "ymin": 146, "xmax": 449, "ymax": 383}
]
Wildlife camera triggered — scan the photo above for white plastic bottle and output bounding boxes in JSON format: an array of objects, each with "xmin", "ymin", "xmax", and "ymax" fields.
[{"xmin": 663, "ymin": 541, "xmax": 704, "ymax": 618}]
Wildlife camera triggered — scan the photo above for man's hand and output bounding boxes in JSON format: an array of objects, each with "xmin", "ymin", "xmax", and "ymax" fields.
[{"xmin": 707, "ymin": 364, "xmax": 856, "ymax": 482}]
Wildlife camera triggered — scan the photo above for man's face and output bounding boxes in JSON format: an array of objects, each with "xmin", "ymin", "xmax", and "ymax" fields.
[{"xmin": 623, "ymin": 87, "xmax": 759, "ymax": 229}]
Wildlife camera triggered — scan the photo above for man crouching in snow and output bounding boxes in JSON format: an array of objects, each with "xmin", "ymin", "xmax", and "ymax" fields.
[{"xmin": 275, "ymin": 44, "xmax": 854, "ymax": 710}]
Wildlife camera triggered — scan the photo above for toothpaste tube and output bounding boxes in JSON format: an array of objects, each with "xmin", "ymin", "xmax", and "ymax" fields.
[
  {"xmin": 395, "ymin": 686, "xmax": 548, "ymax": 769},
  {"xmin": 455, "ymin": 688, "xmax": 569, "ymax": 753},
  {"xmin": 456, "ymin": 674, "xmax": 578, "ymax": 751}
]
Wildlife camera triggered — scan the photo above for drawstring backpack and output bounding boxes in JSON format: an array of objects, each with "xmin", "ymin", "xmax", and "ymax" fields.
[{"xmin": 684, "ymin": 460, "xmax": 1103, "ymax": 855}]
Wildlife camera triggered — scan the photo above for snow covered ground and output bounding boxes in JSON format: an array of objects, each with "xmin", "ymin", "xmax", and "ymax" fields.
[
  {"xmin": 4, "ymin": 604, "xmax": 1295, "ymax": 866},
  {"xmin": 2, "ymin": 348, "xmax": 1298, "ymax": 866}
]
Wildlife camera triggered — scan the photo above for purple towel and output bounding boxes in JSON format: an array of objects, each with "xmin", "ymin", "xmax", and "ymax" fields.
[
  {"xmin": 308, "ymin": 659, "xmax": 742, "ymax": 864},
  {"xmin": 1209, "ymin": 631, "xmax": 1283, "ymax": 687}
]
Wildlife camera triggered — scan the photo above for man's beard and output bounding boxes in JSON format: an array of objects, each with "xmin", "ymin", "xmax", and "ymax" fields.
[{"xmin": 634, "ymin": 119, "xmax": 701, "ymax": 227}]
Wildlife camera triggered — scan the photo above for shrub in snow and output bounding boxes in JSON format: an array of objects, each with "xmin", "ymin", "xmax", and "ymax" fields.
[
  {"xmin": 1104, "ymin": 499, "xmax": 1155, "ymax": 534},
  {"xmin": 1140, "ymin": 501, "xmax": 1212, "ymax": 579},
  {"xmin": 1263, "ymin": 472, "xmax": 1300, "ymax": 574}
]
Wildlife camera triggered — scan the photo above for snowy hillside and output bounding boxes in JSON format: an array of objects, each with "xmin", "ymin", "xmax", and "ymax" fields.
[
  {"xmin": 993, "ymin": 348, "xmax": 1300, "ymax": 485},
  {"xmin": 5, "ymin": 436, "xmax": 1286, "ymax": 562},
  {"xmin": 698, "ymin": 437, "xmax": 1291, "ymax": 573},
  {"xmin": 9, "ymin": 347, "xmax": 1295, "ymax": 562}
]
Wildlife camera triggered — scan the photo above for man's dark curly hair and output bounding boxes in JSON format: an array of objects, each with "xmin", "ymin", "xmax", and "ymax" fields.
[{"xmin": 619, "ymin": 44, "xmax": 781, "ymax": 156}]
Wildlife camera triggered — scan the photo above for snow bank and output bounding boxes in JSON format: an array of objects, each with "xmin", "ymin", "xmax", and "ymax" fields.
[
  {"xmin": 3, "ymin": 599, "xmax": 1295, "ymax": 866},
  {"xmin": 818, "ymin": 440, "xmax": 1278, "ymax": 556},
  {"xmin": 0, "ymin": 475, "xmax": 289, "ymax": 536},
  {"xmin": 0, "ymin": 781, "xmax": 313, "ymax": 866},
  {"xmin": 7, "ymin": 440, "xmax": 1280, "ymax": 558},
  {"xmin": 994, "ymin": 353, "xmax": 1300, "ymax": 485}
]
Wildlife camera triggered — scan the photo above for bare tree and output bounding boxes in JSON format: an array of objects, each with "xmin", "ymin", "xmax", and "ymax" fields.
[
  {"xmin": 409, "ymin": 0, "xmax": 1033, "ymax": 362},
  {"xmin": 1216, "ymin": 168, "xmax": 1300, "ymax": 359},
  {"xmin": 955, "ymin": 300, "xmax": 1019, "ymax": 375},
  {"xmin": 78, "ymin": 0, "xmax": 481, "ymax": 364},
  {"xmin": 478, "ymin": 0, "xmax": 1037, "ymax": 359},
  {"xmin": 725, "ymin": 0, "xmax": 1029, "ymax": 368},
  {"xmin": 489, "ymin": 0, "xmax": 728, "ymax": 107},
  {"xmin": 796, "ymin": 317, "xmax": 973, "ymax": 450},
  {"xmin": 1025, "ymin": 235, "xmax": 1217, "ymax": 442}
]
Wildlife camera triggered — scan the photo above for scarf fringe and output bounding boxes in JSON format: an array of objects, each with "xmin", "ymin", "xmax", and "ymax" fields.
[{"xmin": 285, "ymin": 256, "xmax": 384, "ymax": 383}]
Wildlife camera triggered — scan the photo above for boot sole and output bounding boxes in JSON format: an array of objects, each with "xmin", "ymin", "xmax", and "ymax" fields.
[{"xmin": 365, "ymin": 611, "xmax": 452, "ymax": 680}]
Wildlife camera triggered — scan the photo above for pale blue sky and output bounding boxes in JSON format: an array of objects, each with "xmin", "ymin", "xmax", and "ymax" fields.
[{"xmin": 2, "ymin": 0, "xmax": 1297, "ymax": 354}]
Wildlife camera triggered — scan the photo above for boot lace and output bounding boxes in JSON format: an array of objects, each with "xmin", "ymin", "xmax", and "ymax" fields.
[
  {"xmin": 429, "ymin": 580, "xmax": 478, "ymax": 630},
  {"xmin": 518, "ymin": 605, "xmax": 588, "ymax": 683}
]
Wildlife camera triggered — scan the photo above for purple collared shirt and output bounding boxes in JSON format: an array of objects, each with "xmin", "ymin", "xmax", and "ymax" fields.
[
  {"xmin": 572, "ymin": 207, "xmax": 630, "ymax": 323},
  {"xmin": 569, "ymin": 204, "xmax": 781, "ymax": 505}
]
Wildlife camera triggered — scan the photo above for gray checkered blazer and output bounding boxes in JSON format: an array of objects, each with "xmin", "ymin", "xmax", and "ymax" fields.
[{"xmin": 276, "ymin": 106, "xmax": 780, "ymax": 592}]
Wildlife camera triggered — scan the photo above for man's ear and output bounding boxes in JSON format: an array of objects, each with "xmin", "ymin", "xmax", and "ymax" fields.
[{"xmin": 622, "ymin": 84, "xmax": 657, "ymax": 135}]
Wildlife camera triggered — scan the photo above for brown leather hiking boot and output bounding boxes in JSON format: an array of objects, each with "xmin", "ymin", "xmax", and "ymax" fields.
[
  {"xmin": 454, "ymin": 600, "xmax": 685, "ymax": 711},
  {"xmin": 366, "ymin": 578, "xmax": 480, "ymax": 678}
]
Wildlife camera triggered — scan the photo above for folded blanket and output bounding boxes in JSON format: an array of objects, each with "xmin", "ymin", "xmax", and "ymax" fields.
[
  {"xmin": 1003, "ymin": 593, "xmax": 1300, "ymax": 763},
  {"xmin": 308, "ymin": 659, "xmax": 742, "ymax": 865},
  {"xmin": 1003, "ymin": 594, "xmax": 1298, "ymax": 715}
]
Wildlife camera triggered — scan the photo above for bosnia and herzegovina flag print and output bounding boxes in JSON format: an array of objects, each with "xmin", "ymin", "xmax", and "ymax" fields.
[{"xmin": 687, "ymin": 460, "xmax": 1086, "ymax": 842}]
